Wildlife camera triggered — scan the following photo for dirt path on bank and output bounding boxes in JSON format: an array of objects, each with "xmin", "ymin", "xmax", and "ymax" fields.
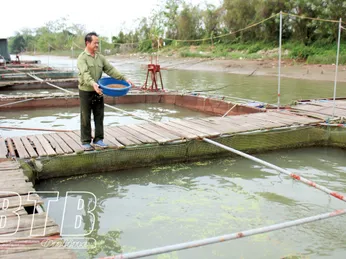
[{"xmin": 109, "ymin": 54, "xmax": 346, "ymax": 83}]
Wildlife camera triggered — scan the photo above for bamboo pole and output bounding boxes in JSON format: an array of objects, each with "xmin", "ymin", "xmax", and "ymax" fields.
[
  {"xmin": 0, "ymin": 126, "xmax": 72, "ymax": 132},
  {"xmin": 222, "ymin": 104, "xmax": 237, "ymax": 117},
  {"xmin": 0, "ymin": 98, "xmax": 35, "ymax": 107},
  {"xmin": 277, "ymin": 11, "xmax": 283, "ymax": 110},
  {"xmin": 98, "ymin": 209, "xmax": 346, "ymax": 259},
  {"xmin": 27, "ymin": 73, "xmax": 74, "ymax": 94},
  {"xmin": 332, "ymin": 18, "xmax": 342, "ymax": 118},
  {"xmin": 203, "ymin": 138, "xmax": 346, "ymax": 202}
]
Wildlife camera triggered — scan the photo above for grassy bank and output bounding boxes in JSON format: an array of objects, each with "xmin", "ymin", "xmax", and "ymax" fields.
[
  {"xmin": 23, "ymin": 41, "xmax": 346, "ymax": 65},
  {"xmin": 158, "ymin": 41, "xmax": 346, "ymax": 65}
]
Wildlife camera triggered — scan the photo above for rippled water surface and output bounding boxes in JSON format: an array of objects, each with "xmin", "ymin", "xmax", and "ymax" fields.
[{"xmin": 35, "ymin": 147, "xmax": 346, "ymax": 259}]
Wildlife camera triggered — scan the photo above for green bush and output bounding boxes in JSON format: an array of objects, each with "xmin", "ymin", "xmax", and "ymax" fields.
[
  {"xmin": 247, "ymin": 43, "xmax": 263, "ymax": 54},
  {"xmin": 288, "ymin": 45, "xmax": 316, "ymax": 60},
  {"xmin": 212, "ymin": 51, "xmax": 229, "ymax": 57},
  {"xmin": 138, "ymin": 40, "xmax": 152, "ymax": 52}
]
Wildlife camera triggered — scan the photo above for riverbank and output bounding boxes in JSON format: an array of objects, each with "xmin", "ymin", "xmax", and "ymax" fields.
[
  {"xmin": 17, "ymin": 52, "xmax": 346, "ymax": 83},
  {"xmin": 108, "ymin": 54, "xmax": 346, "ymax": 83}
]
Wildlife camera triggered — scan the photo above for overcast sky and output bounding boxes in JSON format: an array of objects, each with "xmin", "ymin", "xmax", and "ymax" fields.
[{"xmin": 1, "ymin": 0, "xmax": 221, "ymax": 39}]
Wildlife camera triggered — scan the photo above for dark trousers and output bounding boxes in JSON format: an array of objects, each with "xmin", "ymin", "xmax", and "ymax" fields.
[{"xmin": 79, "ymin": 90, "xmax": 104, "ymax": 144}]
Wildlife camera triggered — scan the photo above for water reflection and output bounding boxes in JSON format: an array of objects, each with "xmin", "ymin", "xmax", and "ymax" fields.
[{"xmin": 0, "ymin": 103, "xmax": 209, "ymax": 138}]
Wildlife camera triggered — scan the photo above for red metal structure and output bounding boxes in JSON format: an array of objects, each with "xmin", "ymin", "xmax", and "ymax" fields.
[{"xmin": 142, "ymin": 54, "xmax": 164, "ymax": 91}]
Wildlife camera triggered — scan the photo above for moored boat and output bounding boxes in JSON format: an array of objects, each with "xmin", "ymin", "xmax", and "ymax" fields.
[
  {"xmin": 0, "ymin": 71, "xmax": 78, "ymax": 81},
  {"xmin": 0, "ymin": 66, "xmax": 53, "ymax": 74}
]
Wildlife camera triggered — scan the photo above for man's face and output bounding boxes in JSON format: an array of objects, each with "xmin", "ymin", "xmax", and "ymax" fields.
[{"xmin": 87, "ymin": 35, "xmax": 99, "ymax": 52}]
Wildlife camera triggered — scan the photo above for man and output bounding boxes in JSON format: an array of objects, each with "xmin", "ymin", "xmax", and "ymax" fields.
[
  {"xmin": 15, "ymin": 53, "xmax": 20, "ymax": 63},
  {"xmin": 77, "ymin": 32, "xmax": 132, "ymax": 151}
]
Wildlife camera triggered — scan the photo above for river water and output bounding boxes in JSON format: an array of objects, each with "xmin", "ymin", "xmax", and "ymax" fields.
[
  {"xmin": 2, "ymin": 55, "xmax": 346, "ymax": 258},
  {"xmin": 5, "ymin": 54, "xmax": 346, "ymax": 105}
]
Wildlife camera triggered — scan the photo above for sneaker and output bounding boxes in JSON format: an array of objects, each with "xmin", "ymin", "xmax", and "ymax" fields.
[
  {"xmin": 93, "ymin": 140, "xmax": 108, "ymax": 149},
  {"xmin": 82, "ymin": 143, "xmax": 94, "ymax": 151}
]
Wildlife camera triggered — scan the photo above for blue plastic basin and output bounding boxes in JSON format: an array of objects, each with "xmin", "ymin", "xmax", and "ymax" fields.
[{"xmin": 97, "ymin": 77, "xmax": 131, "ymax": 97}]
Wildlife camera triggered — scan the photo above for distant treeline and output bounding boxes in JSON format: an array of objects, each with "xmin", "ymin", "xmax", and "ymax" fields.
[{"xmin": 8, "ymin": 0, "xmax": 346, "ymax": 60}]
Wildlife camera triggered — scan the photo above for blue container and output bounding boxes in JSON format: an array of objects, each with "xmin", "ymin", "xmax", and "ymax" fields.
[{"xmin": 97, "ymin": 77, "xmax": 131, "ymax": 97}]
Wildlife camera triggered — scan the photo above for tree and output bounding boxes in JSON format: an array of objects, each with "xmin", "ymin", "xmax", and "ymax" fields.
[
  {"xmin": 254, "ymin": 0, "xmax": 291, "ymax": 42},
  {"xmin": 162, "ymin": 0, "xmax": 182, "ymax": 39},
  {"xmin": 222, "ymin": 0, "xmax": 260, "ymax": 42},
  {"xmin": 177, "ymin": 3, "xmax": 202, "ymax": 41},
  {"xmin": 112, "ymin": 31, "xmax": 126, "ymax": 44},
  {"xmin": 10, "ymin": 34, "xmax": 26, "ymax": 53},
  {"xmin": 201, "ymin": 4, "xmax": 223, "ymax": 41},
  {"xmin": 305, "ymin": 0, "xmax": 346, "ymax": 43},
  {"xmin": 136, "ymin": 17, "xmax": 151, "ymax": 40},
  {"xmin": 287, "ymin": 0, "xmax": 322, "ymax": 44}
]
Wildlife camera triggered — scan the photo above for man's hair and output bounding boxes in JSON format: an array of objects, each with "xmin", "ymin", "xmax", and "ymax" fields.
[{"xmin": 85, "ymin": 32, "xmax": 98, "ymax": 46}]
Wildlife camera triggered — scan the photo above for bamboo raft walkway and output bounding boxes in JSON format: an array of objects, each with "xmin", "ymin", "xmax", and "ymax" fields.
[
  {"xmin": 0, "ymin": 111, "xmax": 322, "ymax": 159},
  {"xmin": 0, "ymin": 160, "xmax": 76, "ymax": 258}
]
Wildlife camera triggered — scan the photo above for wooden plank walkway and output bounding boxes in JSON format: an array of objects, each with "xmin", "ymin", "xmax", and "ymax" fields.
[
  {"xmin": 0, "ymin": 160, "xmax": 75, "ymax": 258},
  {"xmin": 292, "ymin": 99, "xmax": 346, "ymax": 119},
  {"xmin": 0, "ymin": 111, "xmax": 322, "ymax": 159}
]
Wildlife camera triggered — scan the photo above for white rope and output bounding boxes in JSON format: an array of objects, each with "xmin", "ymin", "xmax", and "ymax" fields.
[{"xmin": 26, "ymin": 73, "xmax": 72, "ymax": 94}]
